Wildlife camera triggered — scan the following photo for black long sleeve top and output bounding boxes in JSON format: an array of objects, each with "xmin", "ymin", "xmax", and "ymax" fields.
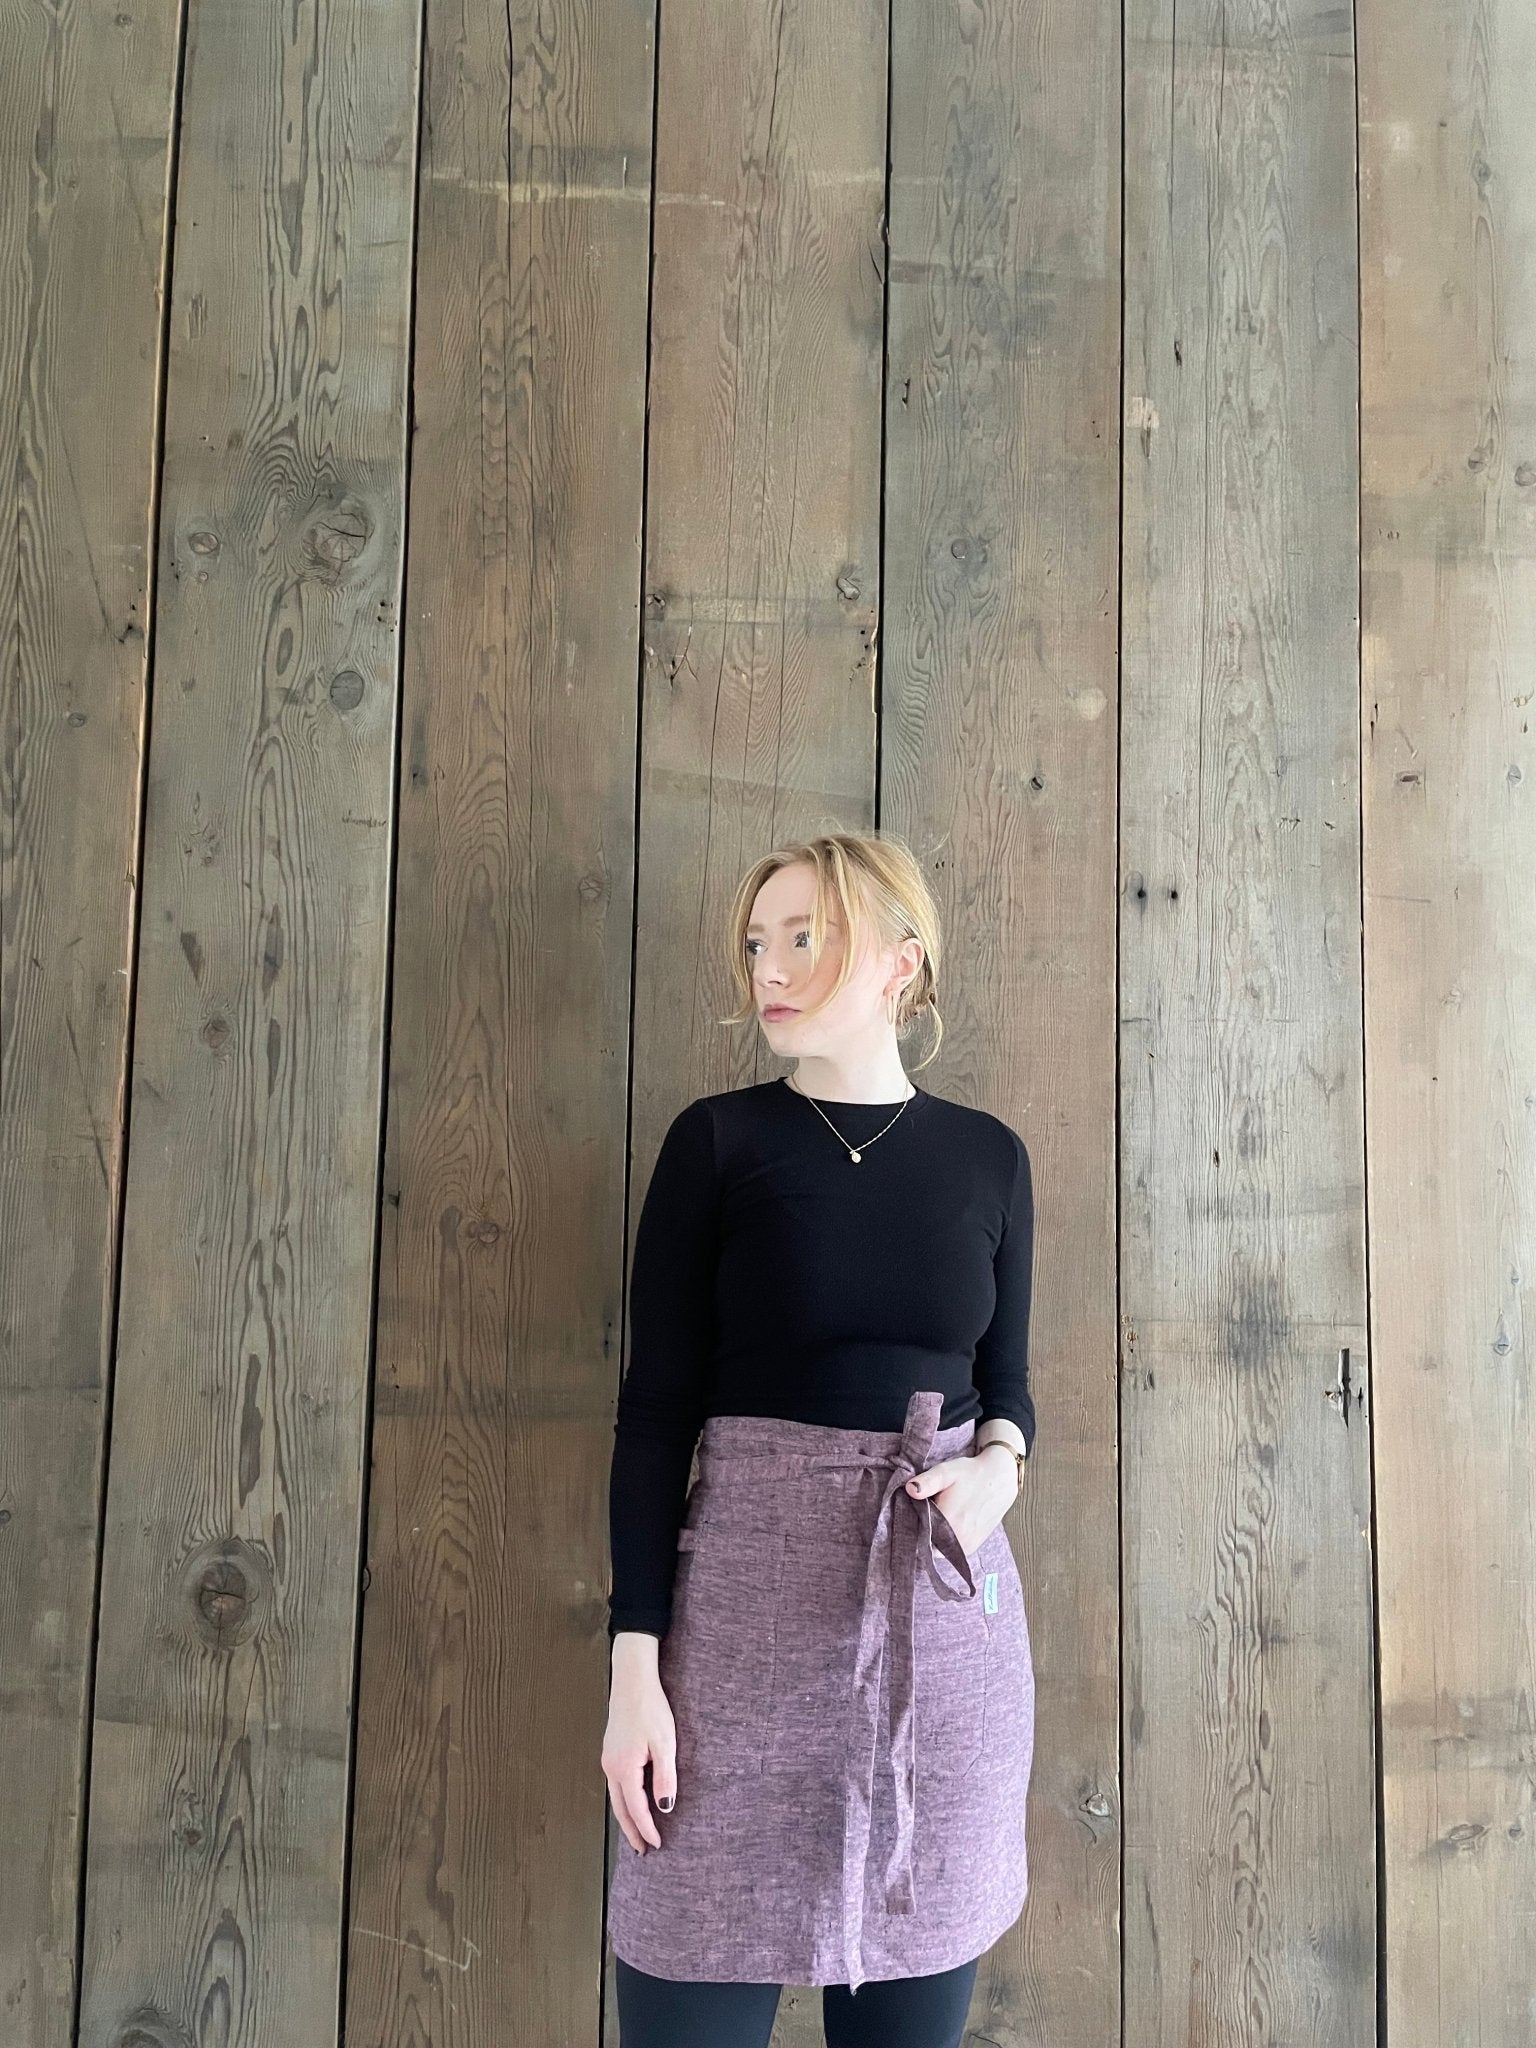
[{"xmin": 607, "ymin": 1076, "xmax": 1036, "ymax": 1641}]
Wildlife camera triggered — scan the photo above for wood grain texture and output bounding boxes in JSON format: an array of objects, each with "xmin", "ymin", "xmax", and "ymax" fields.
[
  {"xmin": 1121, "ymin": 1, "xmax": 1375, "ymax": 2041},
  {"xmin": 880, "ymin": 0, "xmax": 1122, "ymax": 2038},
  {"xmin": 603, "ymin": 0, "xmax": 888, "ymax": 2037},
  {"xmin": 73, "ymin": 0, "xmax": 418, "ymax": 2041},
  {"xmin": 0, "ymin": 7, "xmax": 180, "ymax": 2044},
  {"xmin": 629, "ymin": 0, "xmax": 891, "ymax": 1143},
  {"xmin": 342, "ymin": 1, "xmax": 656, "ymax": 2044},
  {"xmin": 629, "ymin": 0, "xmax": 889, "ymax": 1071},
  {"xmin": 1359, "ymin": 0, "xmax": 1536, "ymax": 2038},
  {"xmin": 8, "ymin": 0, "xmax": 1527, "ymax": 2034}
]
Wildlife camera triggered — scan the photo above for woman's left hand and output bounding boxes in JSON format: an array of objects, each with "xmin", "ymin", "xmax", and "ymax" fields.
[{"xmin": 904, "ymin": 1446, "xmax": 1017, "ymax": 1560}]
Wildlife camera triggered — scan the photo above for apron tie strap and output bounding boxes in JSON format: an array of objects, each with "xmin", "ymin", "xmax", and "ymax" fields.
[{"xmin": 826, "ymin": 1390, "xmax": 977, "ymax": 1991}]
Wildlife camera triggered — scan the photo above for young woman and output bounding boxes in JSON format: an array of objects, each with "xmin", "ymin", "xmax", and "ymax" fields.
[{"xmin": 601, "ymin": 829, "xmax": 1037, "ymax": 2048}]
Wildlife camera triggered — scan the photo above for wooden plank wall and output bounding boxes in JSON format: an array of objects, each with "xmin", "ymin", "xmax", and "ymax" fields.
[
  {"xmin": 0, "ymin": 7, "xmax": 184, "ymax": 2042},
  {"xmin": 1, "ymin": 0, "xmax": 1532, "ymax": 2044},
  {"xmin": 1359, "ymin": 2, "xmax": 1536, "ymax": 2042},
  {"xmin": 611, "ymin": 0, "xmax": 892, "ymax": 2037},
  {"xmin": 69, "ymin": 0, "xmax": 421, "ymax": 2041},
  {"xmin": 343, "ymin": 0, "xmax": 655, "ymax": 2039},
  {"xmin": 880, "ymin": 1, "xmax": 1121, "ymax": 2042},
  {"xmin": 1121, "ymin": 1, "xmax": 1376, "ymax": 2042}
]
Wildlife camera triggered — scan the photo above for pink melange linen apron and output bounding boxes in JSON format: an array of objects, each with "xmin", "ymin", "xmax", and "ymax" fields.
[{"xmin": 605, "ymin": 1388, "xmax": 1035, "ymax": 1991}]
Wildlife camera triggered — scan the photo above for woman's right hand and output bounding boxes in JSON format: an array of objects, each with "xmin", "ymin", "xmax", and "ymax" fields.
[{"xmin": 602, "ymin": 1632, "xmax": 677, "ymax": 1854}]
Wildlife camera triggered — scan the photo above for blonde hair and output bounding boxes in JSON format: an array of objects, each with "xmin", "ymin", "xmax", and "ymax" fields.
[{"xmin": 718, "ymin": 828, "xmax": 944, "ymax": 1071}]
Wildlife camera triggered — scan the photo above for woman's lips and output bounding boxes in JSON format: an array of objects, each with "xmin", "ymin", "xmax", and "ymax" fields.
[{"xmin": 761, "ymin": 1004, "xmax": 797, "ymax": 1019}]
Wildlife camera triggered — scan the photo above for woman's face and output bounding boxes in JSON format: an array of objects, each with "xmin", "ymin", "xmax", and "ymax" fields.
[{"xmin": 746, "ymin": 862, "xmax": 904, "ymax": 1052}]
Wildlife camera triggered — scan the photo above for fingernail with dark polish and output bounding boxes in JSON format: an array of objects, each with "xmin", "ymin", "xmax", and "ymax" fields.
[{"xmin": 658, "ymin": 1794, "xmax": 674, "ymax": 1812}]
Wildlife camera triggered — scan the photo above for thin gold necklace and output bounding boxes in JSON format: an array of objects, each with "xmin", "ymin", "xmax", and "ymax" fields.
[{"xmin": 783, "ymin": 1073, "xmax": 917, "ymax": 1163}]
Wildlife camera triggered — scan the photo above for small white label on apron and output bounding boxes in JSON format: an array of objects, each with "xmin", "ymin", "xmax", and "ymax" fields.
[{"xmin": 983, "ymin": 1570, "xmax": 998, "ymax": 1613}]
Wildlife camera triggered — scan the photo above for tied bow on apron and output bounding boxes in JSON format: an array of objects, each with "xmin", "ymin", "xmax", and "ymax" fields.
[{"xmin": 811, "ymin": 1388, "xmax": 980, "ymax": 1992}]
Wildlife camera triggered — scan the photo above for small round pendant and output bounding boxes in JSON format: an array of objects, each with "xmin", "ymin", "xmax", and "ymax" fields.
[{"xmin": 849, "ymin": 1149, "xmax": 862, "ymax": 1162}]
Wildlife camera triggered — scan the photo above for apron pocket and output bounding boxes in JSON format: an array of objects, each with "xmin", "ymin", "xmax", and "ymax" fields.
[
  {"xmin": 976, "ymin": 1532, "xmax": 1031, "ymax": 1763},
  {"xmin": 662, "ymin": 1522, "xmax": 786, "ymax": 1776},
  {"xmin": 914, "ymin": 1545, "xmax": 991, "ymax": 1776}
]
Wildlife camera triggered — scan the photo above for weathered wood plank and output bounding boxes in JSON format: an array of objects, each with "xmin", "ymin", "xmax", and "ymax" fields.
[
  {"xmin": 1121, "ymin": 2, "xmax": 1375, "ymax": 2039},
  {"xmin": 75, "ymin": 1, "xmax": 419, "ymax": 2040},
  {"xmin": 1359, "ymin": 1, "xmax": 1536, "ymax": 2038},
  {"xmin": 602, "ymin": 0, "xmax": 888, "ymax": 2036},
  {"xmin": 340, "ymin": 2, "xmax": 656, "ymax": 2043},
  {"xmin": 881, "ymin": 0, "xmax": 1122, "ymax": 2037},
  {"xmin": 0, "ymin": 8, "xmax": 179, "ymax": 2044}
]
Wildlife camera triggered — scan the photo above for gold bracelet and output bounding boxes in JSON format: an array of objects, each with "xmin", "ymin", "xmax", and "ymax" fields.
[{"xmin": 977, "ymin": 1439, "xmax": 1027, "ymax": 1496}]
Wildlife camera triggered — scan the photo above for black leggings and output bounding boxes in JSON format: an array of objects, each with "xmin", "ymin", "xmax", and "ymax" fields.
[{"xmin": 613, "ymin": 1952, "xmax": 980, "ymax": 2048}]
